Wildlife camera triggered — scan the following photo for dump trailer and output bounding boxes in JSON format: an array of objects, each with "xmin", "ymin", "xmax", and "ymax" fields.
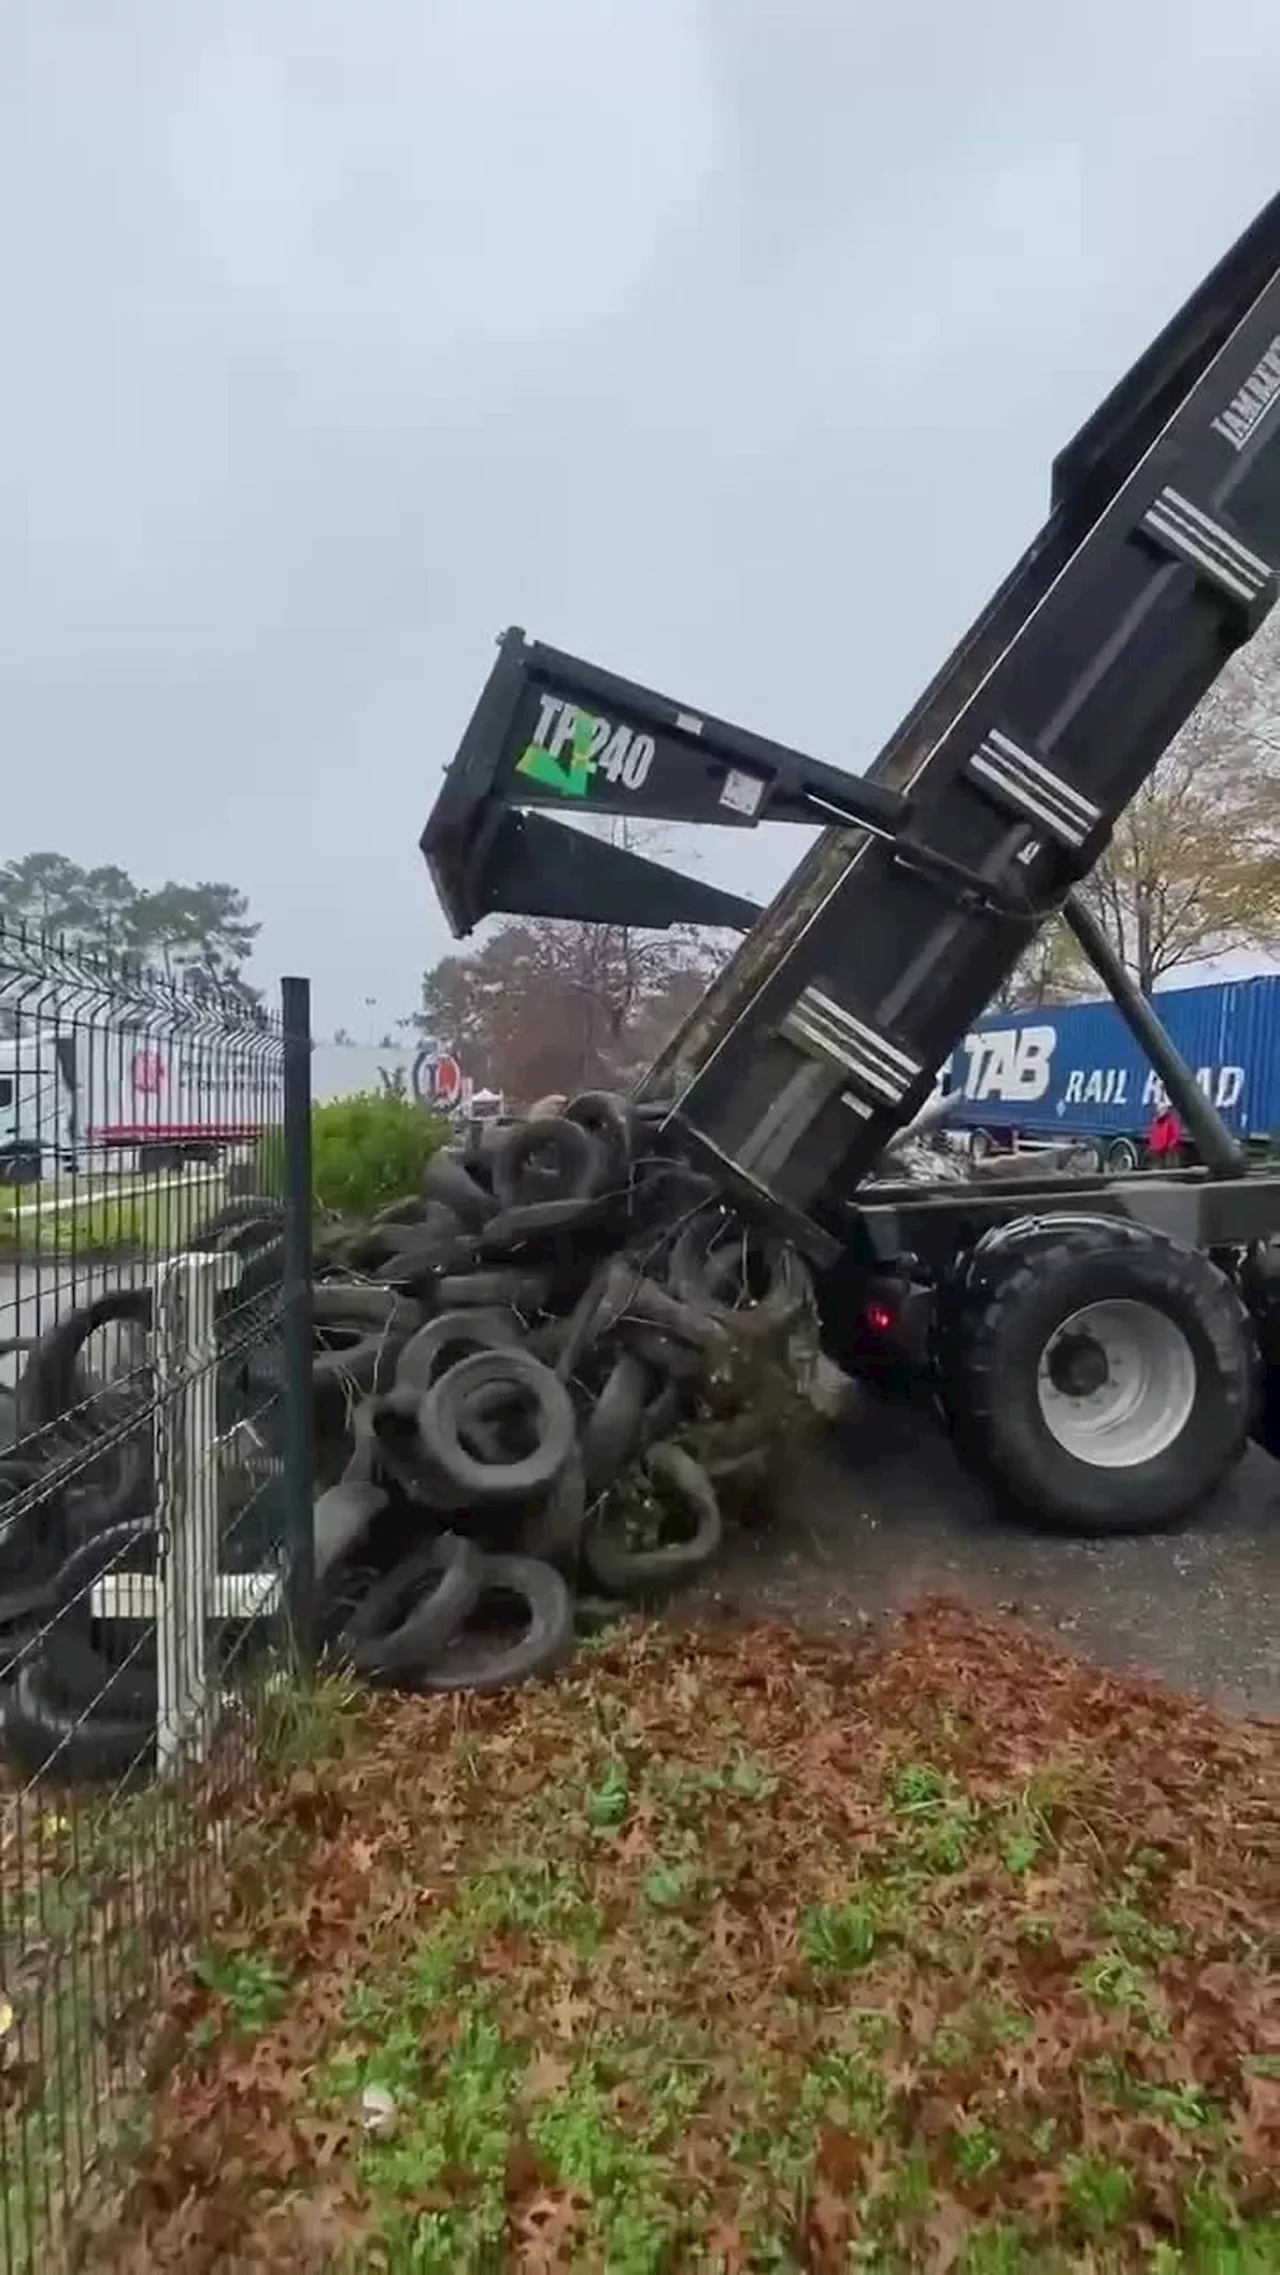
[{"xmin": 423, "ymin": 191, "xmax": 1280, "ymax": 1535}]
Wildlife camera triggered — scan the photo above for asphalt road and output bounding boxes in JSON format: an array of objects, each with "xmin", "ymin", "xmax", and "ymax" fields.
[
  {"xmin": 699, "ymin": 1385, "xmax": 1280, "ymax": 1721},
  {"xmin": 4, "ymin": 1263, "xmax": 1277, "ymax": 1720}
]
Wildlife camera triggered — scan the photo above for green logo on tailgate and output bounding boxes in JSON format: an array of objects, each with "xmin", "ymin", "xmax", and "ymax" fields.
[
  {"xmin": 514, "ymin": 695, "xmax": 658, "ymax": 800},
  {"xmin": 516, "ymin": 709, "xmax": 595, "ymax": 799}
]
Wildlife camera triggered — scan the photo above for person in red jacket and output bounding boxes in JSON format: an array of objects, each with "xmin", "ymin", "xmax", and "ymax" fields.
[{"xmin": 1147, "ymin": 1102, "xmax": 1186, "ymax": 1167}]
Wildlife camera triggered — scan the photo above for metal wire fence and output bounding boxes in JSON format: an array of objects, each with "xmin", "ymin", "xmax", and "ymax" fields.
[{"xmin": 0, "ymin": 926, "xmax": 313, "ymax": 2271}]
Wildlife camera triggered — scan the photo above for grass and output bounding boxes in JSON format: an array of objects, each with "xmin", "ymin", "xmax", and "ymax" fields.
[
  {"xmin": 79, "ymin": 1602, "xmax": 1279, "ymax": 2272},
  {"xmin": 0, "ymin": 1173, "xmax": 224, "ymax": 1255},
  {"xmin": 0, "ymin": 1668, "xmax": 302, "ymax": 2271},
  {"xmin": 0, "ymin": 1786, "xmax": 160, "ymax": 2273}
]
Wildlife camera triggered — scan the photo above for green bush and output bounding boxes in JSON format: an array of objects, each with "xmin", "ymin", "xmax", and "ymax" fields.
[{"xmin": 256, "ymin": 1092, "xmax": 449, "ymax": 1219}]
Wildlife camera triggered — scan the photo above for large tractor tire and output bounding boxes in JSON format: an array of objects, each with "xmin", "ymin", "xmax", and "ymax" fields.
[
  {"xmin": 1240, "ymin": 1240, "xmax": 1280, "ymax": 1462},
  {"xmin": 942, "ymin": 1221, "xmax": 1254, "ymax": 1534},
  {"xmin": 1250, "ymin": 1358, "xmax": 1280, "ymax": 1463}
]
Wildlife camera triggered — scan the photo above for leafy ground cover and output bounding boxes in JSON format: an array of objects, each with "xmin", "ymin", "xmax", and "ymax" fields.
[{"xmin": 91, "ymin": 1602, "xmax": 1277, "ymax": 2272}]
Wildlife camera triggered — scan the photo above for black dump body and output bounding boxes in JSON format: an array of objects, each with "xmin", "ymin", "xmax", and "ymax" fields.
[{"xmin": 423, "ymin": 195, "xmax": 1280, "ymax": 1254}]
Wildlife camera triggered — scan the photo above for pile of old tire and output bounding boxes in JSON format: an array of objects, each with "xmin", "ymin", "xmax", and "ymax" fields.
[
  {"xmin": 0, "ymin": 1202, "xmax": 290, "ymax": 1785},
  {"xmin": 0, "ymin": 1098, "xmax": 810, "ymax": 1777},
  {"xmin": 307, "ymin": 1098, "xmax": 812, "ymax": 1695}
]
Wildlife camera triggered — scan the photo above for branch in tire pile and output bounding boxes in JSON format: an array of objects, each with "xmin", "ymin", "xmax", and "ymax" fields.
[{"xmin": 668, "ymin": 1279, "xmax": 822, "ymax": 1522}]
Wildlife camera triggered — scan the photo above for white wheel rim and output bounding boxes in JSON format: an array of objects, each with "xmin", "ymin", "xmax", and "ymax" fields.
[{"xmin": 1036, "ymin": 1299, "xmax": 1197, "ymax": 1468}]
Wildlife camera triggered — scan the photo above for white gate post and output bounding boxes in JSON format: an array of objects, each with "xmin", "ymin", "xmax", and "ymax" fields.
[{"xmin": 151, "ymin": 1251, "xmax": 237, "ymax": 1772}]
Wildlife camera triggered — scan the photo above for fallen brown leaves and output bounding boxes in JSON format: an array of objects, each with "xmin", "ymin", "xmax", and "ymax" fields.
[{"xmin": 80, "ymin": 1600, "xmax": 1280, "ymax": 2272}]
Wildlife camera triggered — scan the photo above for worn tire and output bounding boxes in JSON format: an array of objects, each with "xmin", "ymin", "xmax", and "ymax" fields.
[
  {"xmin": 395, "ymin": 1309, "xmax": 520, "ymax": 1396},
  {"xmin": 563, "ymin": 1090, "xmax": 632, "ymax": 1179},
  {"xmin": 370, "ymin": 1198, "xmax": 456, "ymax": 1232},
  {"xmin": 373, "ymin": 1214, "xmax": 465, "ymax": 1257},
  {"xmin": 372, "ymin": 1230, "xmax": 483, "ymax": 1288},
  {"xmin": 356, "ymin": 1388, "xmax": 471, "ymax": 1511},
  {"xmin": 518, "ymin": 1445, "xmax": 587, "ymax": 1573},
  {"xmin": 0, "ymin": 1595, "xmax": 56, "ymax": 1686},
  {"xmin": 409, "ymin": 1552, "xmax": 575, "ymax": 1694},
  {"xmin": 30, "ymin": 1619, "xmax": 158, "ymax": 1722},
  {"xmin": 582, "ymin": 1443, "xmax": 723, "ymax": 1596},
  {"xmin": 0, "ymin": 1579, "xmax": 58, "ymax": 1628},
  {"xmin": 66, "ymin": 1385, "xmax": 155, "ymax": 1535},
  {"xmin": 312, "ymin": 1286, "xmax": 422, "ymax": 1396},
  {"xmin": 488, "ymin": 1117, "xmax": 604, "ymax": 1208},
  {"xmin": 450, "ymin": 1377, "xmax": 529, "ymax": 1465},
  {"xmin": 669, "ymin": 1215, "xmax": 810, "ymax": 1336},
  {"xmin": 228, "ymin": 1234, "xmax": 286, "ymax": 1305},
  {"xmin": 418, "ymin": 1350, "xmax": 576, "ymax": 1502},
  {"xmin": 314, "ymin": 1480, "xmax": 389, "ymax": 1582},
  {"xmin": 477, "ymin": 1196, "xmax": 618, "ymax": 1252},
  {"xmin": 949, "ymin": 1223, "xmax": 1253, "ymax": 1534},
  {"xmin": 15, "ymin": 1290, "xmax": 153, "ymax": 1440},
  {"xmin": 24, "ymin": 1515, "xmax": 158, "ymax": 1723},
  {"xmin": 616, "ymin": 1321, "xmax": 708, "ymax": 1383},
  {"xmin": 332, "ymin": 1226, "xmax": 416, "ymax": 1276},
  {"xmin": 580, "ymin": 1352, "xmax": 650, "ymax": 1491},
  {"xmin": 436, "ymin": 1268, "xmax": 557, "ymax": 1313},
  {"xmin": 49, "ymin": 1521, "xmax": 160, "ymax": 1704},
  {"xmin": 552, "ymin": 1261, "xmax": 622, "ymax": 1379},
  {"xmin": 0, "ymin": 1457, "xmax": 62, "ymax": 1584},
  {"xmin": 189, "ymin": 1197, "xmax": 285, "ymax": 1249},
  {"xmin": 0, "ymin": 1665, "xmax": 154, "ymax": 1783},
  {"xmin": 210, "ymin": 1213, "xmax": 284, "ymax": 1259},
  {"xmin": 628, "ymin": 1275, "xmax": 727, "ymax": 1351},
  {"xmin": 340, "ymin": 1532, "xmax": 484, "ymax": 1683},
  {"xmin": 422, "ymin": 1152, "xmax": 500, "ymax": 1228},
  {"xmin": 572, "ymin": 1257, "xmax": 724, "ymax": 1357}
]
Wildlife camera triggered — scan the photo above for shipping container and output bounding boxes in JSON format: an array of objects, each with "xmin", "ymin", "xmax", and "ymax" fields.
[{"xmin": 938, "ymin": 972, "xmax": 1280, "ymax": 1163}]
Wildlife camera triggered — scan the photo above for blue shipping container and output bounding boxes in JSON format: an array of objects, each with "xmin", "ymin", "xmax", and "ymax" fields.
[{"xmin": 939, "ymin": 972, "xmax": 1280, "ymax": 1144}]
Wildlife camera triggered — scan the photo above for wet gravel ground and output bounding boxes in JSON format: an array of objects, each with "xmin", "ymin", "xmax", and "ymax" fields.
[{"xmin": 690, "ymin": 1378, "xmax": 1280, "ymax": 1721}]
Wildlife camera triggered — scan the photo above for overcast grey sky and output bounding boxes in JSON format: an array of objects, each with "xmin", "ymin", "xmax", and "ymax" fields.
[{"xmin": 3, "ymin": 3, "xmax": 1279, "ymax": 1038}]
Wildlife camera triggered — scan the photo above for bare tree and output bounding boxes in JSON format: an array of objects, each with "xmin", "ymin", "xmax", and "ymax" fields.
[
  {"xmin": 988, "ymin": 920, "xmax": 1091, "ymax": 1012},
  {"xmin": 417, "ymin": 917, "xmax": 718, "ymax": 1104},
  {"xmin": 1073, "ymin": 617, "xmax": 1280, "ymax": 991},
  {"xmin": 983, "ymin": 617, "xmax": 1280, "ymax": 1009},
  {"xmin": 415, "ymin": 815, "xmax": 729, "ymax": 1101}
]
